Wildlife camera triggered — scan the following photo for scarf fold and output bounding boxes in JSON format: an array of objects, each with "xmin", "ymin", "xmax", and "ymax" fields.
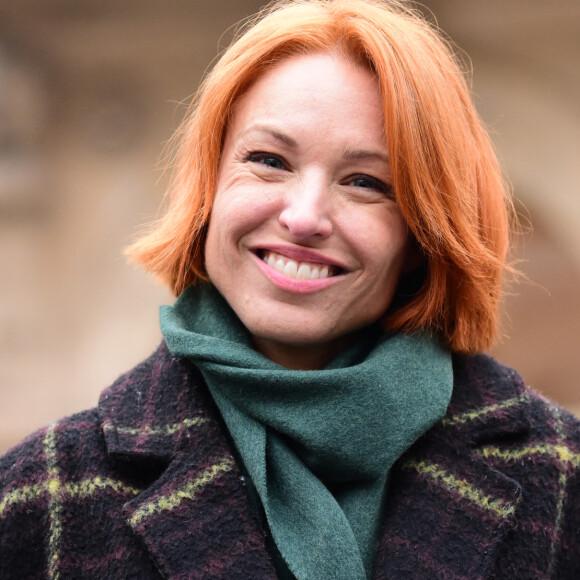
[{"xmin": 160, "ymin": 284, "xmax": 453, "ymax": 580}]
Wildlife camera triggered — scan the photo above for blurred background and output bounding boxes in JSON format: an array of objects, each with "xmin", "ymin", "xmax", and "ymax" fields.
[{"xmin": 1, "ymin": 0, "xmax": 579, "ymax": 453}]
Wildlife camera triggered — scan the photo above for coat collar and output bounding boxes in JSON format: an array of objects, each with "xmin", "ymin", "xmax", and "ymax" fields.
[
  {"xmin": 98, "ymin": 343, "xmax": 530, "ymax": 579},
  {"xmin": 99, "ymin": 342, "xmax": 213, "ymax": 462}
]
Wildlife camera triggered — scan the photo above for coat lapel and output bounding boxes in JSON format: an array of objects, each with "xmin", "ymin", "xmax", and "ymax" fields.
[
  {"xmin": 373, "ymin": 353, "xmax": 531, "ymax": 579},
  {"xmin": 98, "ymin": 343, "xmax": 277, "ymax": 579},
  {"xmin": 122, "ymin": 448, "xmax": 276, "ymax": 579}
]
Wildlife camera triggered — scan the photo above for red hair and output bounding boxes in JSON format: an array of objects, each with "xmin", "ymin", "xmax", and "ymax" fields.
[{"xmin": 126, "ymin": 0, "xmax": 515, "ymax": 353}]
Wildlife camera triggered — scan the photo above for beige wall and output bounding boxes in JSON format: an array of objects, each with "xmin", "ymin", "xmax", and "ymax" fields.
[{"xmin": 1, "ymin": 0, "xmax": 579, "ymax": 453}]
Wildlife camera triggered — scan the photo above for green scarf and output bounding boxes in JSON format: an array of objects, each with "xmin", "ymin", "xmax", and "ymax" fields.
[{"xmin": 160, "ymin": 284, "xmax": 452, "ymax": 580}]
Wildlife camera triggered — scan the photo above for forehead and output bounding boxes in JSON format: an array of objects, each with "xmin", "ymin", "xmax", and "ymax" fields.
[{"xmin": 227, "ymin": 52, "xmax": 385, "ymax": 140}]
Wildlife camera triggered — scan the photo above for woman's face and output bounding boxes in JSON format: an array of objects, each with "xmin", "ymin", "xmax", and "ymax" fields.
[{"xmin": 204, "ymin": 53, "xmax": 415, "ymax": 369}]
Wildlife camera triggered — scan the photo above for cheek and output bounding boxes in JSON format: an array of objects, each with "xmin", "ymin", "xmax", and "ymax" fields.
[
  {"xmin": 216, "ymin": 185, "xmax": 282, "ymax": 237},
  {"xmin": 205, "ymin": 188, "xmax": 276, "ymax": 269},
  {"xmin": 346, "ymin": 210, "xmax": 410, "ymax": 268}
]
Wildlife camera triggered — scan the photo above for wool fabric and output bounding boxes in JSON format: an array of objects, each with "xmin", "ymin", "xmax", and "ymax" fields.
[
  {"xmin": 2, "ymin": 344, "xmax": 580, "ymax": 577},
  {"xmin": 160, "ymin": 284, "xmax": 453, "ymax": 580}
]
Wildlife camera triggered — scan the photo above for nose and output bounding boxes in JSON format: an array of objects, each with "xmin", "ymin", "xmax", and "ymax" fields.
[{"xmin": 278, "ymin": 174, "xmax": 333, "ymax": 239}]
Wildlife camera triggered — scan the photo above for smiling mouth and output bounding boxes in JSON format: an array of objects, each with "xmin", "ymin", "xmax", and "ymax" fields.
[{"xmin": 260, "ymin": 250, "xmax": 341, "ymax": 280}]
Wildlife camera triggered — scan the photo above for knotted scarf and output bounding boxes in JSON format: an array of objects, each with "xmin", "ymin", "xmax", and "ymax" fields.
[{"xmin": 160, "ymin": 284, "xmax": 452, "ymax": 580}]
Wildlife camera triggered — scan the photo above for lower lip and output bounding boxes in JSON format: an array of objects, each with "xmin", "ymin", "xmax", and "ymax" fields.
[{"xmin": 252, "ymin": 253, "xmax": 343, "ymax": 294}]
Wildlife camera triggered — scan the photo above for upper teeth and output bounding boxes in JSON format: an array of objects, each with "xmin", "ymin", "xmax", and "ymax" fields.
[{"xmin": 262, "ymin": 251, "xmax": 334, "ymax": 280}]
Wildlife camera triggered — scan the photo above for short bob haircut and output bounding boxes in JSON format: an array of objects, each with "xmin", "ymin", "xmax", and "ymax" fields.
[{"xmin": 127, "ymin": 0, "xmax": 515, "ymax": 354}]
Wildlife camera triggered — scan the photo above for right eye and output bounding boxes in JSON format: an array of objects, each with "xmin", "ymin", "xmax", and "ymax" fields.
[{"xmin": 246, "ymin": 152, "xmax": 287, "ymax": 170}]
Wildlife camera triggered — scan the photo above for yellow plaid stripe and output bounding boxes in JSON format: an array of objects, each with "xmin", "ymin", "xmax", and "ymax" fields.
[
  {"xmin": 476, "ymin": 443, "xmax": 580, "ymax": 468},
  {"xmin": 103, "ymin": 416, "xmax": 207, "ymax": 437},
  {"xmin": 548, "ymin": 471, "xmax": 568, "ymax": 576},
  {"xmin": 0, "ymin": 476, "xmax": 141, "ymax": 518},
  {"xmin": 441, "ymin": 393, "xmax": 528, "ymax": 427},
  {"xmin": 0, "ymin": 483, "xmax": 46, "ymax": 516},
  {"xmin": 404, "ymin": 459, "xmax": 516, "ymax": 519},
  {"xmin": 44, "ymin": 423, "xmax": 62, "ymax": 580},
  {"xmin": 64, "ymin": 477, "xmax": 141, "ymax": 499},
  {"xmin": 129, "ymin": 456, "xmax": 235, "ymax": 527}
]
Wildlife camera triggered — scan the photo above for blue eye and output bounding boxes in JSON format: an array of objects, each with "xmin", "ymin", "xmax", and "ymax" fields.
[
  {"xmin": 349, "ymin": 175, "xmax": 392, "ymax": 196},
  {"xmin": 352, "ymin": 177, "xmax": 378, "ymax": 189},
  {"xmin": 247, "ymin": 152, "xmax": 286, "ymax": 170}
]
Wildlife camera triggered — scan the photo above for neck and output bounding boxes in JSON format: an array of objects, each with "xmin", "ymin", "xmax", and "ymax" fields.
[{"xmin": 250, "ymin": 334, "xmax": 352, "ymax": 370}]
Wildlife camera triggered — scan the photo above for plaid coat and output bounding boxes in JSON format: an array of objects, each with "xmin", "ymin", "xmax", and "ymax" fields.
[{"xmin": 1, "ymin": 342, "xmax": 579, "ymax": 579}]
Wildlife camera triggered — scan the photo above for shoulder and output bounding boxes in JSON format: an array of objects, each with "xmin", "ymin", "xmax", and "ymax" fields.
[
  {"xmin": 465, "ymin": 355, "xmax": 580, "ymax": 578},
  {"xmin": 0, "ymin": 407, "xmax": 120, "ymax": 577},
  {"xmin": 446, "ymin": 354, "xmax": 580, "ymax": 499},
  {"xmin": 450, "ymin": 352, "xmax": 527, "ymax": 411},
  {"xmin": 449, "ymin": 352, "xmax": 580, "ymax": 445},
  {"xmin": 421, "ymin": 353, "xmax": 580, "ymax": 577},
  {"xmin": 0, "ymin": 407, "xmax": 105, "ymax": 499},
  {"xmin": 0, "ymin": 405, "xmax": 123, "ymax": 501},
  {"xmin": 0, "ymin": 344, "xmax": 195, "ymax": 578},
  {"xmin": 0, "ymin": 342, "xmax": 204, "ymax": 501}
]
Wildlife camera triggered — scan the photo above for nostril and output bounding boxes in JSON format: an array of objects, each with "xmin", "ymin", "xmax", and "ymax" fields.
[{"xmin": 279, "ymin": 207, "xmax": 333, "ymax": 240}]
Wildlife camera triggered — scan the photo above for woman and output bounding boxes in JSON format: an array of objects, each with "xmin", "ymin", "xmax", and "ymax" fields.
[{"xmin": 1, "ymin": 1, "xmax": 579, "ymax": 578}]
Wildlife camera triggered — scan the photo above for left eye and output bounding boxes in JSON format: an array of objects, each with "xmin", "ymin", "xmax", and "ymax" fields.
[
  {"xmin": 348, "ymin": 175, "xmax": 391, "ymax": 196},
  {"xmin": 246, "ymin": 152, "xmax": 286, "ymax": 170}
]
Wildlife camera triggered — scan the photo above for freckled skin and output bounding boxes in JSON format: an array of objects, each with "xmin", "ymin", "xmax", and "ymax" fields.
[{"xmin": 204, "ymin": 53, "xmax": 415, "ymax": 370}]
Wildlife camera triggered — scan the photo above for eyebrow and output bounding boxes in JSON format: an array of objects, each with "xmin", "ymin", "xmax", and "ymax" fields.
[
  {"xmin": 237, "ymin": 124, "xmax": 297, "ymax": 148},
  {"xmin": 343, "ymin": 148, "xmax": 390, "ymax": 164}
]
